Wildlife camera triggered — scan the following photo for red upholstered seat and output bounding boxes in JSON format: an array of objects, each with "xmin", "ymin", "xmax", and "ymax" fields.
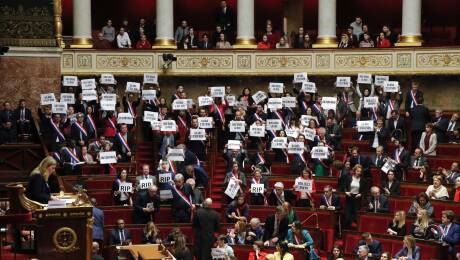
[{"xmin": 0, "ymin": 212, "xmax": 32, "ymax": 224}]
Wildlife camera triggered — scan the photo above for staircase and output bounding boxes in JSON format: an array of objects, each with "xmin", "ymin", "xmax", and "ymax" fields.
[{"xmin": 209, "ymin": 153, "xmax": 226, "ymax": 208}]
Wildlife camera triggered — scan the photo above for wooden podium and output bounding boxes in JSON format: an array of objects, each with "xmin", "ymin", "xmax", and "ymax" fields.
[
  {"xmin": 7, "ymin": 184, "xmax": 93, "ymax": 260},
  {"xmin": 117, "ymin": 244, "xmax": 174, "ymax": 260}
]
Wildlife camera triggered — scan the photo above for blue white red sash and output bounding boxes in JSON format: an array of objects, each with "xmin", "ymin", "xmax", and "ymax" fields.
[
  {"xmin": 53, "ymin": 152, "xmax": 61, "ymax": 163},
  {"xmin": 107, "ymin": 117, "xmax": 116, "ymax": 129},
  {"xmin": 127, "ymin": 102, "xmax": 135, "ymax": 116},
  {"xmin": 268, "ymin": 130, "xmax": 277, "ymax": 138},
  {"xmin": 116, "ymin": 132, "xmax": 131, "ymax": 152},
  {"xmin": 313, "ymin": 103, "xmax": 322, "ymax": 114},
  {"xmin": 396, "ymin": 148, "xmax": 403, "ymax": 163},
  {"xmin": 274, "ymin": 191, "xmax": 284, "ymax": 205},
  {"xmin": 274, "ymin": 111, "xmax": 286, "ymax": 127},
  {"xmin": 257, "ymin": 153, "xmax": 265, "ymax": 165},
  {"xmin": 74, "ymin": 122, "xmax": 88, "ymax": 137},
  {"xmin": 411, "ymin": 91, "xmax": 418, "ymax": 107},
  {"xmin": 371, "ymin": 107, "xmax": 378, "ymax": 122},
  {"xmin": 252, "ymin": 178, "xmax": 260, "ymax": 184},
  {"xmin": 389, "ymin": 100, "xmax": 395, "ymax": 111},
  {"xmin": 297, "ymin": 153, "xmax": 307, "ymax": 164},
  {"xmin": 254, "ymin": 113, "xmax": 262, "ymax": 121},
  {"xmin": 64, "ymin": 147, "xmax": 81, "ymax": 163},
  {"xmin": 86, "ymin": 115, "xmax": 97, "ymax": 138},
  {"xmin": 169, "ymin": 160, "xmax": 176, "ymax": 173},
  {"xmin": 302, "ymin": 101, "xmax": 308, "ymax": 112},
  {"xmin": 50, "ymin": 119, "xmax": 65, "ymax": 142},
  {"xmin": 174, "ymin": 93, "xmax": 180, "ymax": 100},
  {"xmin": 172, "ymin": 185, "xmax": 192, "ymax": 208},
  {"xmin": 214, "ymin": 104, "xmax": 225, "ymax": 123},
  {"xmin": 195, "ymin": 155, "xmax": 201, "ymax": 167},
  {"xmin": 178, "ymin": 116, "xmax": 188, "ymax": 130},
  {"xmin": 282, "ymin": 149, "xmax": 290, "ymax": 163}
]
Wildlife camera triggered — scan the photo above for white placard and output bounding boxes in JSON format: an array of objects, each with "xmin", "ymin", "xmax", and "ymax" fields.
[
  {"xmin": 211, "ymin": 248, "xmax": 227, "ymax": 258},
  {"xmin": 383, "ymin": 81, "xmax": 400, "ymax": 93},
  {"xmin": 250, "ymin": 183, "xmax": 264, "ymax": 194},
  {"xmin": 321, "ymin": 97, "xmax": 337, "ymax": 111},
  {"xmin": 364, "ymin": 96, "xmax": 379, "ymax": 108},
  {"xmin": 126, "ymin": 82, "xmax": 141, "ymax": 93},
  {"xmin": 271, "ymin": 137, "xmax": 288, "ymax": 149},
  {"xmin": 224, "ymin": 179, "xmax": 240, "ymax": 199},
  {"xmin": 60, "ymin": 93, "xmax": 75, "ymax": 104},
  {"xmin": 267, "ymin": 98, "xmax": 283, "ymax": 110},
  {"xmin": 142, "ymin": 89, "xmax": 157, "ymax": 100},
  {"xmin": 285, "ymin": 129, "xmax": 298, "ymax": 139},
  {"xmin": 117, "ymin": 113, "xmax": 134, "ymax": 125},
  {"xmin": 336, "ymin": 77, "xmax": 351, "ymax": 88},
  {"xmin": 48, "ymin": 199, "xmax": 67, "ymax": 208},
  {"xmin": 167, "ymin": 148, "xmax": 184, "ymax": 161},
  {"xmin": 150, "ymin": 120, "xmax": 161, "ymax": 130},
  {"xmin": 302, "ymin": 82, "xmax": 317, "ymax": 93},
  {"xmin": 143, "ymin": 73, "xmax": 158, "ymax": 84},
  {"xmin": 295, "ymin": 179, "xmax": 313, "ymax": 192},
  {"xmin": 288, "ymin": 142, "xmax": 305, "ymax": 154},
  {"xmin": 375, "ymin": 75, "xmax": 389, "ymax": 86},
  {"xmin": 100, "ymin": 100, "xmax": 116, "ymax": 111},
  {"xmin": 282, "ymin": 97, "xmax": 297, "ymax": 108},
  {"xmin": 198, "ymin": 96, "xmax": 214, "ymax": 107},
  {"xmin": 249, "ymin": 125, "xmax": 265, "ymax": 137},
  {"xmin": 311, "ymin": 146, "xmax": 329, "ymax": 159},
  {"xmin": 100, "ymin": 73, "xmax": 115, "ymax": 84},
  {"xmin": 160, "ymin": 120, "xmax": 177, "ymax": 132},
  {"xmin": 99, "ymin": 151, "xmax": 117, "ymax": 164},
  {"xmin": 357, "ymin": 120, "xmax": 374, "ymax": 132},
  {"xmin": 82, "ymin": 90, "xmax": 98, "ymax": 101},
  {"xmin": 159, "ymin": 173, "xmax": 173, "ymax": 183},
  {"xmin": 300, "ymin": 115, "xmax": 318, "ymax": 126},
  {"xmin": 357, "ymin": 73, "xmax": 372, "ymax": 84},
  {"xmin": 294, "ymin": 72, "xmax": 308, "ymax": 83},
  {"xmin": 102, "ymin": 93, "xmax": 117, "ymax": 102},
  {"xmin": 51, "ymin": 102, "xmax": 67, "ymax": 114},
  {"xmin": 143, "ymin": 111, "xmax": 158, "ymax": 122},
  {"xmin": 225, "ymin": 95, "xmax": 236, "ymax": 106},
  {"xmin": 186, "ymin": 99, "xmax": 193, "ymax": 109},
  {"xmin": 381, "ymin": 159, "xmax": 397, "ymax": 173},
  {"xmin": 63, "ymin": 76, "xmax": 78, "ymax": 87},
  {"xmin": 210, "ymin": 86, "xmax": 225, "ymax": 97},
  {"xmin": 172, "ymin": 99, "xmax": 188, "ymax": 110},
  {"xmin": 252, "ymin": 91, "xmax": 267, "ymax": 105},
  {"xmin": 190, "ymin": 128, "xmax": 206, "ymax": 140},
  {"xmin": 303, "ymin": 127, "xmax": 316, "ymax": 141},
  {"xmin": 160, "ymin": 190, "xmax": 173, "ymax": 200},
  {"xmin": 80, "ymin": 78, "xmax": 96, "ymax": 90},
  {"xmin": 198, "ymin": 117, "xmax": 213, "ymax": 129},
  {"xmin": 229, "ymin": 121, "xmax": 246, "ymax": 132},
  {"xmin": 269, "ymin": 82, "xmax": 284, "ymax": 93},
  {"xmin": 227, "ymin": 140, "xmax": 241, "ymax": 150},
  {"xmin": 119, "ymin": 182, "xmax": 133, "ymax": 193},
  {"xmin": 139, "ymin": 179, "xmax": 154, "ymax": 190},
  {"xmin": 40, "ymin": 93, "xmax": 56, "ymax": 105},
  {"xmin": 266, "ymin": 119, "xmax": 283, "ymax": 131}
]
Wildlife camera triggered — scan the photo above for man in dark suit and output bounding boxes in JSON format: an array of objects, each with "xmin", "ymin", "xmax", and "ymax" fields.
[
  {"xmin": 410, "ymin": 148, "xmax": 428, "ymax": 169},
  {"xmin": 263, "ymin": 206, "xmax": 289, "ymax": 246},
  {"xmin": 442, "ymin": 162, "xmax": 460, "ymax": 184},
  {"xmin": 349, "ymin": 147, "xmax": 371, "ymax": 182},
  {"xmin": 354, "ymin": 232, "xmax": 382, "ymax": 259},
  {"xmin": 370, "ymin": 146, "xmax": 387, "ymax": 169},
  {"xmin": 216, "ymin": 0, "xmax": 234, "ymax": 33},
  {"xmin": 133, "ymin": 185, "xmax": 160, "ymax": 224},
  {"xmin": 91, "ymin": 242, "xmax": 104, "ymax": 260},
  {"xmin": 433, "ymin": 109, "xmax": 449, "ymax": 143},
  {"xmin": 391, "ymin": 139, "xmax": 410, "ymax": 180},
  {"xmin": 91, "ymin": 198, "xmax": 104, "ymax": 245},
  {"xmin": 368, "ymin": 118, "xmax": 390, "ymax": 150},
  {"xmin": 268, "ymin": 182, "xmax": 296, "ymax": 206},
  {"xmin": 198, "ymin": 33, "xmax": 212, "ymax": 49},
  {"xmin": 385, "ymin": 110, "xmax": 406, "ymax": 142},
  {"xmin": 366, "ymin": 186, "xmax": 390, "ymax": 213},
  {"xmin": 404, "ymin": 79, "xmax": 424, "ymax": 117},
  {"xmin": 319, "ymin": 185, "xmax": 341, "ymax": 211},
  {"xmin": 224, "ymin": 148, "xmax": 246, "ymax": 172},
  {"xmin": 108, "ymin": 219, "xmax": 131, "ymax": 245},
  {"xmin": 60, "ymin": 140, "xmax": 82, "ymax": 175},
  {"xmin": 0, "ymin": 101, "xmax": 14, "ymax": 128},
  {"xmin": 171, "ymin": 174, "xmax": 193, "ymax": 223},
  {"xmin": 193, "ymin": 198, "xmax": 220, "ymax": 260},
  {"xmin": 114, "ymin": 124, "xmax": 135, "ymax": 162},
  {"xmin": 70, "ymin": 113, "xmax": 89, "ymax": 147},
  {"xmin": 440, "ymin": 210, "xmax": 460, "ymax": 256},
  {"xmin": 13, "ymin": 99, "xmax": 32, "ymax": 137},
  {"xmin": 447, "ymin": 113, "xmax": 459, "ymax": 134},
  {"xmin": 410, "ymin": 96, "xmax": 431, "ymax": 150}
]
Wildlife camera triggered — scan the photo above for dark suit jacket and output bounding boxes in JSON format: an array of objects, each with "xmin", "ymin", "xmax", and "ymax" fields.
[
  {"xmin": 381, "ymin": 180, "xmax": 401, "ymax": 196},
  {"xmin": 349, "ymin": 155, "xmax": 371, "ymax": 180},
  {"xmin": 344, "ymin": 175, "xmax": 368, "ymax": 195},
  {"xmin": 26, "ymin": 173, "xmax": 51, "ymax": 204},
  {"xmin": 108, "ymin": 228, "xmax": 132, "ymax": 245},
  {"xmin": 319, "ymin": 194, "xmax": 341, "ymax": 210},
  {"xmin": 366, "ymin": 195, "xmax": 390, "ymax": 213},
  {"xmin": 198, "ymin": 40, "xmax": 212, "ymax": 49},
  {"xmin": 405, "ymin": 90, "xmax": 423, "ymax": 113},
  {"xmin": 216, "ymin": 7, "xmax": 233, "ymax": 30},
  {"xmin": 92, "ymin": 254, "xmax": 104, "ymax": 260},
  {"xmin": 433, "ymin": 116, "xmax": 449, "ymax": 143},
  {"xmin": 267, "ymin": 190, "xmax": 296, "ymax": 206},
  {"xmin": 192, "ymin": 207, "xmax": 220, "ymax": 259},
  {"xmin": 370, "ymin": 154, "xmax": 386, "ymax": 168},
  {"xmin": 410, "ymin": 155, "xmax": 428, "ymax": 168},
  {"xmin": 0, "ymin": 109, "xmax": 14, "ymax": 126},
  {"xmin": 386, "ymin": 117, "xmax": 406, "ymax": 141},
  {"xmin": 354, "ymin": 239, "xmax": 382, "ymax": 258},
  {"xmin": 410, "ymin": 105, "xmax": 431, "ymax": 132},
  {"xmin": 263, "ymin": 214, "xmax": 289, "ymax": 241},
  {"xmin": 114, "ymin": 133, "xmax": 135, "ymax": 158},
  {"xmin": 13, "ymin": 107, "xmax": 32, "ymax": 123},
  {"xmin": 71, "ymin": 122, "xmax": 89, "ymax": 145},
  {"xmin": 171, "ymin": 183, "xmax": 193, "ymax": 219},
  {"xmin": 133, "ymin": 190, "xmax": 160, "ymax": 224},
  {"xmin": 394, "ymin": 246, "xmax": 421, "ymax": 260},
  {"xmin": 368, "ymin": 127, "xmax": 389, "ymax": 149}
]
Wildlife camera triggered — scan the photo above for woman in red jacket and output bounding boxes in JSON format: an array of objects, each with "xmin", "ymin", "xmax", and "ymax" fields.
[
  {"xmin": 257, "ymin": 35, "xmax": 271, "ymax": 49},
  {"xmin": 377, "ymin": 32, "xmax": 391, "ymax": 48},
  {"xmin": 248, "ymin": 240, "xmax": 268, "ymax": 260}
]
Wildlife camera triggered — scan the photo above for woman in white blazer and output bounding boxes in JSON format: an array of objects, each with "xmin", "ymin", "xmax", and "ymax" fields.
[{"xmin": 419, "ymin": 123, "xmax": 437, "ymax": 156}]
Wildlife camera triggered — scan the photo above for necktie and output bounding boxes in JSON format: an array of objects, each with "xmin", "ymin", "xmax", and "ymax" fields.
[
  {"xmin": 414, "ymin": 159, "xmax": 419, "ymax": 167},
  {"xmin": 119, "ymin": 230, "xmax": 125, "ymax": 244},
  {"xmin": 374, "ymin": 199, "xmax": 378, "ymax": 212},
  {"xmin": 21, "ymin": 109, "xmax": 25, "ymax": 121},
  {"xmin": 448, "ymin": 122, "xmax": 455, "ymax": 131}
]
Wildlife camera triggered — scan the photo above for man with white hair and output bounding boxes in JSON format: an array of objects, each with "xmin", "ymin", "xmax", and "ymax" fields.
[
  {"xmin": 171, "ymin": 173, "xmax": 194, "ymax": 223},
  {"xmin": 193, "ymin": 198, "xmax": 220, "ymax": 260},
  {"xmin": 91, "ymin": 241, "xmax": 104, "ymax": 260},
  {"xmin": 366, "ymin": 186, "xmax": 389, "ymax": 213},
  {"xmin": 268, "ymin": 182, "xmax": 296, "ymax": 206},
  {"xmin": 133, "ymin": 184, "xmax": 160, "ymax": 224},
  {"xmin": 357, "ymin": 244, "xmax": 370, "ymax": 260},
  {"xmin": 186, "ymin": 178, "xmax": 204, "ymax": 206}
]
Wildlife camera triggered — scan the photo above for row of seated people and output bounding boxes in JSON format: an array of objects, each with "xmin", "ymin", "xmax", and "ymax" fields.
[{"xmin": 0, "ymin": 99, "xmax": 34, "ymax": 144}]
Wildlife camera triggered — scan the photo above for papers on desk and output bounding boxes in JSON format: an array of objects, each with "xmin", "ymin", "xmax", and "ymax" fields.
[{"xmin": 47, "ymin": 199, "xmax": 67, "ymax": 208}]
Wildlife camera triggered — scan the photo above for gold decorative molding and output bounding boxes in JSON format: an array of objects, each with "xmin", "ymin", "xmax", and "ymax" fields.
[
  {"xmin": 395, "ymin": 35, "xmax": 423, "ymax": 47},
  {"xmin": 237, "ymin": 55, "xmax": 251, "ymax": 69},
  {"xmin": 62, "ymin": 54, "xmax": 74, "ymax": 69},
  {"xmin": 313, "ymin": 37, "xmax": 338, "ymax": 48},
  {"xmin": 316, "ymin": 54, "xmax": 331, "ymax": 69},
  {"xmin": 53, "ymin": 0, "xmax": 64, "ymax": 48},
  {"xmin": 397, "ymin": 53, "xmax": 412, "ymax": 68},
  {"xmin": 77, "ymin": 54, "xmax": 92, "ymax": 69},
  {"xmin": 416, "ymin": 53, "xmax": 460, "ymax": 67},
  {"xmin": 176, "ymin": 55, "xmax": 233, "ymax": 69},
  {"xmin": 335, "ymin": 54, "xmax": 392, "ymax": 68},
  {"xmin": 96, "ymin": 55, "xmax": 154, "ymax": 70},
  {"xmin": 256, "ymin": 55, "xmax": 312, "ymax": 69},
  {"xmin": 53, "ymin": 227, "xmax": 78, "ymax": 253}
]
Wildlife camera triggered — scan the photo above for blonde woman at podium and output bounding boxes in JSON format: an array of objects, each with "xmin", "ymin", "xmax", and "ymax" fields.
[{"xmin": 26, "ymin": 156, "xmax": 60, "ymax": 204}]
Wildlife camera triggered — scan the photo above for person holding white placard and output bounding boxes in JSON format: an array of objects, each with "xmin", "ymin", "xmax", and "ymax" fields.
[
  {"xmin": 268, "ymin": 182, "xmax": 296, "ymax": 206},
  {"xmin": 238, "ymin": 87, "xmax": 254, "ymax": 107},
  {"xmin": 114, "ymin": 124, "xmax": 134, "ymax": 162},
  {"xmin": 249, "ymin": 144, "xmax": 271, "ymax": 174},
  {"xmin": 186, "ymin": 117, "xmax": 207, "ymax": 161},
  {"xmin": 224, "ymin": 162, "xmax": 246, "ymax": 201},
  {"xmin": 249, "ymin": 168, "xmax": 268, "ymax": 205},
  {"xmin": 111, "ymin": 169, "xmax": 133, "ymax": 206},
  {"xmin": 368, "ymin": 118, "xmax": 389, "ymax": 151},
  {"xmin": 122, "ymin": 93, "xmax": 140, "ymax": 117},
  {"xmin": 290, "ymin": 135, "xmax": 309, "ymax": 176},
  {"xmin": 312, "ymin": 141, "xmax": 334, "ymax": 177},
  {"xmin": 135, "ymin": 164, "xmax": 157, "ymax": 191},
  {"xmin": 293, "ymin": 168, "xmax": 316, "ymax": 208},
  {"xmin": 70, "ymin": 113, "xmax": 90, "ymax": 147}
]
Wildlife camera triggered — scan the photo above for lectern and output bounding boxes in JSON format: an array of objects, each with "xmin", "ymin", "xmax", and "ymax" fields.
[
  {"xmin": 7, "ymin": 183, "xmax": 93, "ymax": 260},
  {"xmin": 117, "ymin": 244, "xmax": 174, "ymax": 260}
]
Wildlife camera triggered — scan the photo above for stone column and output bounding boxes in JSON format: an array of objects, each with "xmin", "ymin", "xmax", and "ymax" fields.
[
  {"xmin": 234, "ymin": 0, "xmax": 256, "ymax": 48},
  {"xmin": 153, "ymin": 0, "xmax": 176, "ymax": 48},
  {"xmin": 313, "ymin": 0, "xmax": 337, "ymax": 48},
  {"xmin": 396, "ymin": 0, "xmax": 423, "ymax": 46},
  {"xmin": 70, "ymin": 0, "xmax": 92, "ymax": 48}
]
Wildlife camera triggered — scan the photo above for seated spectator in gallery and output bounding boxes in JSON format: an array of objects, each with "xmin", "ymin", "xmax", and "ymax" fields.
[
  {"xmin": 302, "ymin": 34, "xmax": 313, "ymax": 48},
  {"xmin": 359, "ymin": 33, "xmax": 374, "ymax": 48},
  {"xmin": 136, "ymin": 34, "xmax": 152, "ymax": 49},
  {"xmin": 142, "ymin": 221, "xmax": 162, "ymax": 244},
  {"xmin": 215, "ymin": 33, "xmax": 232, "ymax": 49},
  {"xmin": 0, "ymin": 121, "xmax": 16, "ymax": 144},
  {"xmin": 382, "ymin": 24, "xmax": 399, "ymax": 46},
  {"xmin": 246, "ymin": 218, "xmax": 264, "ymax": 245},
  {"xmin": 419, "ymin": 123, "xmax": 438, "ymax": 156},
  {"xmin": 408, "ymin": 192, "xmax": 434, "ymax": 217},
  {"xmin": 177, "ymin": 36, "xmax": 192, "ymax": 50},
  {"xmin": 94, "ymin": 32, "xmax": 112, "ymax": 49},
  {"xmin": 226, "ymin": 194, "xmax": 249, "ymax": 222},
  {"xmin": 387, "ymin": 210, "xmax": 406, "ymax": 236},
  {"xmin": 198, "ymin": 33, "xmax": 212, "ymax": 49},
  {"xmin": 276, "ymin": 36, "xmax": 290, "ymax": 49},
  {"xmin": 425, "ymin": 175, "xmax": 449, "ymax": 200},
  {"xmin": 346, "ymin": 27, "xmax": 358, "ymax": 47},
  {"xmin": 257, "ymin": 34, "xmax": 271, "ymax": 49},
  {"xmin": 376, "ymin": 32, "xmax": 391, "ymax": 48},
  {"xmin": 264, "ymin": 23, "xmax": 280, "ymax": 48},
  {"xmin": 108, "ymin": 218, "xmax": 132, "ymax": 245},
  {"xmin": 117, "ymin": 28, "xmax": 132, "ymax": 48},
  {"xmin": 14, "ymin": 99, "xmax": 32, "ymax": 138},
  {"xmin": 338, "ymin": 34, "xmax": 352, "ymax": 48},
  {"xmin": 188, "ymin": 27, "xmax": 198, "ymax": 48},
  {"xmin": 353, "ymin": 232, "xmax": 382, "ymax": 259},
  {"xmin": 394, "ymin": 235, "xmax": 421, "ymax": 260}
]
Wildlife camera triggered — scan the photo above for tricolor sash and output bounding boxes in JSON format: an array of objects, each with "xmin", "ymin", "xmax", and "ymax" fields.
[
  {"xmin": 53, "ymin": 152, "xmax": 61, "ymax": 163},
  {"xmin": 64, "ymin": 147, "xmax": 81, "ymax": 164},
  {"xmin": 297, "ymin": 153, "xmax": 307, "ymax": 164},
  {"xmin": 313, "ymin": 103, "xmax": 322, "ymax": 114},
  {"xmin": 396, "ymin": 148, "xmax": 403, "ymax": 163},
  {"xmin": 107, "ymin": 117, "xmax": 116, "ymax": 129},
  {"xmin": 411, "ymin": 91, "xmax": 418, "ymax": 107},
  {"xmin": 214, "ymin": 104, "xmax": 225, "ymax": 123},
  {"xmin": 86, "ymin": 115, "xmax": 97, "ymax": 138},
  {"xmin": 74, "ymin": 122, "xmax": 88, "ymax": 138},
  {"xmin": 178, "ymin": 116, "xmax": 188, "ymax": 130},
  {"xmin": 174, "ymin": 93, "xmax": 181, "ymax": 100},
  {"xmin": 116, "ymin": 132, "xmax": 131, "ymax": 153},
  {"xmin": 274, "ymin": 111, "xmax": 286, "ymax": 127},
  {"xmin": 50, "ymin": 119, "xmax": 66, "ymax": 142},
  {"xmin": 254, "ymin": 113, "xmax": 262, "ymax": 122},
  {"xmin": 302, "ymin": 101, "xmax": 308, "ymax": 112},
  {"xmin": 172, "ymin": 185, "xmax": 192, "ymax": 208},
  {"xmin": 169, "ymin": 160, "xmax": 176, "ymax": 173},
  {"xmin": 389, "ymin": 100, "xmax": 395, "ymax": 111},
  {"xmin": 371, "ymin": 107, "xmax": 378, "ymax": 122},
  {"xmin": 274, "ymin": 191, "xmax": 284, "ymax": 205},
  {"xmin": 127, "ymin": 102, "xmax": 135, "ymax": 116},
  {"xmin": 257, "ymin": 153, "xmax": 265, "ymax": 165}
]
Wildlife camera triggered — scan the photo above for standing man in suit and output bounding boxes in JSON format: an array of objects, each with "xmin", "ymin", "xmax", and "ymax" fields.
[
  {"xmin": 216, "ymin": 0, "xmax": 234, "ymax": 35},
  {"xmin": 70, "ymin": 113, "xmax": 89, "ymax": 147},
  {"xmin": 135, "ymin": 164, "xmax": 156, "ymax": 191},
  {"xmin": 133, "ymin": 185, "xmax": 160, "ymax": 224},
  {"xmin": 14, "ymin": 99, "xmax": 32, "ymax": 137},
  {"xmin": 193, "ymin": 198, "xmax": 220, "ymax": 260},
  {"xmin": 440, "ymin": 210, "xmax": 460, "ymax": 256},
  {"xmin": 369, "ymin": 118, "xmax": 390, "ymax": 151},
  {"xmin": 114, "ymin": 124, "xmax": 135, "ymax": 162},
  {"xmin": 391, "ymin": 139, "xmax": 410, "ymax": 180},
  {"xmin": 263, "ymin": 206, "xmax": 289, "ymax": 246},
  {"xmin": 366, "ymin": 186, "xmax": 390, "ymax": 213},
  {"xmin": 91, "ymin": 198, "xmax": 104, "ymax": 246},
  {"xmin": 174, "ymin": 20, "xmax": 189, "ymax": 44},
  {"xmin": 433, "ymin": 109, "xmax": 449, "ymax": 143},
  {"xmin": 319, "ymin": 185, "xmax": 341, "ymax": 211},
  {"xmin": 410, "ymin": 148, "xmax": 427, "ymax": 170},
  {"xmin": 386, "ymin": 110, "xmax": 406, "ymax": 142},
  {"xmin": 404, "ymin": 79, "xmax": 424, "ymax": 118},
  {"xmin": 410, "ymin": 96, "xmax": 431, "ymax": 150},
  {"xmin": 171, "ymin": 174, "xmax": 194, "ymax": 223},
  {"xmin": 108, "ymin": 219, "xmax": 131, "ymax": 245}
]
